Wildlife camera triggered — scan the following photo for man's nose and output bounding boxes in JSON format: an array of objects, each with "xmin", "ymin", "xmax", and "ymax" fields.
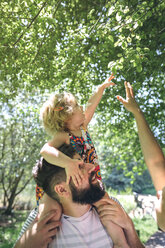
[{"xmin": 86, "ymin": 163, "xmax": 95, "ymax": 174}]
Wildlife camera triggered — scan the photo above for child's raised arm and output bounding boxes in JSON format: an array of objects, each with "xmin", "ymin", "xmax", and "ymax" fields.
[
  {"xmin": 84, "ymin": 74, "xmax": 115, "ymax": 127},
  {"xmin": 40, "ymin": 133, "xmax": 84, "ymax": 187}
]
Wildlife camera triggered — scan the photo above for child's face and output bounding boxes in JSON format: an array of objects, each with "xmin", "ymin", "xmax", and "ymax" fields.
[{"xmin": 65, "ymin": 105, "xmax": 85, "ymax": 131}]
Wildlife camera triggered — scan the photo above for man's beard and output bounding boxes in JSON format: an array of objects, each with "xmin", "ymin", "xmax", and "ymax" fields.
[{"xmin": 69, "ymin": 171, "xmax": 105, "ymax": 205}]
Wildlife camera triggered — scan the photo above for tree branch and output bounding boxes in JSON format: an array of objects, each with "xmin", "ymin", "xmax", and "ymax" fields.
[
  {"xmin": 16, "ymin": 176, "xmax": 33, "ymax": 196},
  {"xmin": 32, "ymin": 0, "xmax": 62, "ymax": 63},
  {"xmin": 13, "ymin": 2, "xmax": 47, "ymax": 47},
  {"xmin": 52, "ymin": 0, "xmax": 63, "ymax": 18},
  {"xmin": 1, "ymin": 169, "xmax": 9, "ymax": 203},
  {"xmin": 0, "ymin": 131, "xmax": 7, "ymax": 161}
]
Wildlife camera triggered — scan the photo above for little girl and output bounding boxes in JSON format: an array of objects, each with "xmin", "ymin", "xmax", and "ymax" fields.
[{"xmin": 38, "ymin": 74, "xmax": 130, "ymax": 248}]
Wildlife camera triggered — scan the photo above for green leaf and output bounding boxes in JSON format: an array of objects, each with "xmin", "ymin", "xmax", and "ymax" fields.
[
  {"xmin": 136, "ymin": 64, "xmax": 142, "ymax": 72},
  {"xmin": 108, "ymin": 35, "xmax": 114, "ymax": 43},
  {"xmin": 116, "ymin": 13, "xmax": 122, "ymax": 22}
]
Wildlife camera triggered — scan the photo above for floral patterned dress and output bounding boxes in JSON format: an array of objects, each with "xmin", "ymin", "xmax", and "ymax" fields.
[{"xmin": 69, "ymin": 127, "xmax": 101, "ymax": 180}]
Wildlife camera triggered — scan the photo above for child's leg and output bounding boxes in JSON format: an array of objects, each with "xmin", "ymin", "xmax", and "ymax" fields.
[
  {"xmin": 38, "ymin": 193, "xmax": 62, "ymax": 222},
  {"xmin": 105, "ymin": 221, "xmax": 130, "ymax": 248},
  {"xmin": 94, "ymin": 192, "xmax": 130, "ymax": 248}
]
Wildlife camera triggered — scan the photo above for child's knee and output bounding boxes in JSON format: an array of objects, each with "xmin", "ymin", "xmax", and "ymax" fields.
[
  {"xmin": 38, "ymin": 194, "xmax": 62, "ymax": 221},
  {"xmin": 39, "ymin": 202, "xmax": 62, "ymax": 221}
]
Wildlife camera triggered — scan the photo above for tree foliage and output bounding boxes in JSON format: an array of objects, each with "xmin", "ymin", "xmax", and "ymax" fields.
[
  {"xmin": 1, "ymin": 0, "xmax": 164, "ymax": 139},
  {"xmin": 0, "ymin": 1, "xmax": 164, "ymax": 91},
  {"xmin": 91, "ymin": 128, "xmax": 155, "ymax": 194},
  {"xmin": 0, "ymin": 91, "xmax": 46, "ymax": 214}
]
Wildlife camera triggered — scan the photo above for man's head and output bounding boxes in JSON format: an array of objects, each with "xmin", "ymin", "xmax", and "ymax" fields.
[
  {"xmin": 70, "ymin": 169, "xmax": 105, "ymax": 205},
  {"xmin": 33, "ymin": 144, "xmax": 105, "ymax": 205}
]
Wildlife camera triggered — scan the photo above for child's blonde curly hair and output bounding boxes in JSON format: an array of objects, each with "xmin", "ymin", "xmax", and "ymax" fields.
[{"xmin": 40, "ymin": 92, "xmax": 78, "ymax": 135}]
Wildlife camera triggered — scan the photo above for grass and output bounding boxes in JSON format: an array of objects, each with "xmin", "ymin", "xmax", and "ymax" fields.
[
  {"xmin": 132, "ymin": 216, "xmax": 157, "ymax": 244},
  {"xmin": 0, "ymin": 211, "xmax": 30, "ymax": 248}
]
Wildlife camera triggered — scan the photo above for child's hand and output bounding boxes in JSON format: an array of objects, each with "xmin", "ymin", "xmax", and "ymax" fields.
[
  {"xmin": 66, "ymin": 159, "xmax": 84, "ymax": 187},
  {"xmin": 100, "ymin": 73, "xmax": 115, "ymax": 91}
]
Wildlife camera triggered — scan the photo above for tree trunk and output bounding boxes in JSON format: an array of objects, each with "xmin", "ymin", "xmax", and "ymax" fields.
[{"xmin": 4, "ymin": 171, "xmax": 23, "ymax": 215}]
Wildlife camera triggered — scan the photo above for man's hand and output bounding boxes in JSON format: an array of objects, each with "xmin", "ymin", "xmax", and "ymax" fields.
[
  {"xmin": 96, "ymin": 198, "xmax": 131, "ymax": 230},
  {"xmin": 96, "ymin": 198, "xmax": 144, "ymax": 248},
  {"xmin": 116, "ymin": 81, "xmax": 140, "ymax": 114},
  {"xmin": 15, "ymin": 210, "xmax": 61, "ymax": 248}
]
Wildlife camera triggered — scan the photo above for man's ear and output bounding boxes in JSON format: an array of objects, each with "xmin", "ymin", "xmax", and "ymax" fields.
[{"xmin": 54, "ymin": 183, "xmax": 70, "ymax": 197}]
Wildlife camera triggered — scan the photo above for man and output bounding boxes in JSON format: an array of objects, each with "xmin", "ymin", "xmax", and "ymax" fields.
[
  {"xmin": 15, "ymin": 143, "xmax": 144, "ymax": 248},
  {"xmin": 117, "ymin": 81, "xmax": 165, "ymax": 247}
]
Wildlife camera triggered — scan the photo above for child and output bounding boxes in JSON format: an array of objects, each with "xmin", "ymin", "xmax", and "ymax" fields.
[{"xmin": 39, "ymin": 74, "xmax": 130, "ymax": 247}]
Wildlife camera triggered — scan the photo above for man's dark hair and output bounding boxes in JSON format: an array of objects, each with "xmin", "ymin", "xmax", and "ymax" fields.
[{"xmin": 32, "ymin": 143, "xmax": 76, "ymax": 202}]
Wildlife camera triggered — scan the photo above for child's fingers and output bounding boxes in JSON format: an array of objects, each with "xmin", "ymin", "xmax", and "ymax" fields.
[
  {"xmin": 76, "ymin": 173, "xmax": 84, "ymax": 185},
  {"xmin": 73, "ymin": 175, "xmax": 79, "ymax": 187},
  {"xmin": 76, "ymin": 176, "xmax": 81, "ymax": 186},
  {"xmin": 108, "ymin": 74, "xmax": 115, "ymax": 81},
  {"xmin": 104, "ymin": 74, "xmax": 114, "ymax": 84},
  {"xmin": 108, "ymin": 82, "xmax": 116, "ymax": 86},
  {"xmin": 78, "ymin": 169, "xmax": 84, "ymax": 180},
  {"xmin": 72, "ymin": 171, "xmax": 84, "ymax": 187},
  {"xmin": 103, "ymin": 82, "xmax": 116, "ymax": 89},
  {"xmin": 66, "ymin": 175, "xmax": 71, "ymax": 185},
  {"xmin": 108, "ymin": 76, "xmax": 115, "ymax": 82}
]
